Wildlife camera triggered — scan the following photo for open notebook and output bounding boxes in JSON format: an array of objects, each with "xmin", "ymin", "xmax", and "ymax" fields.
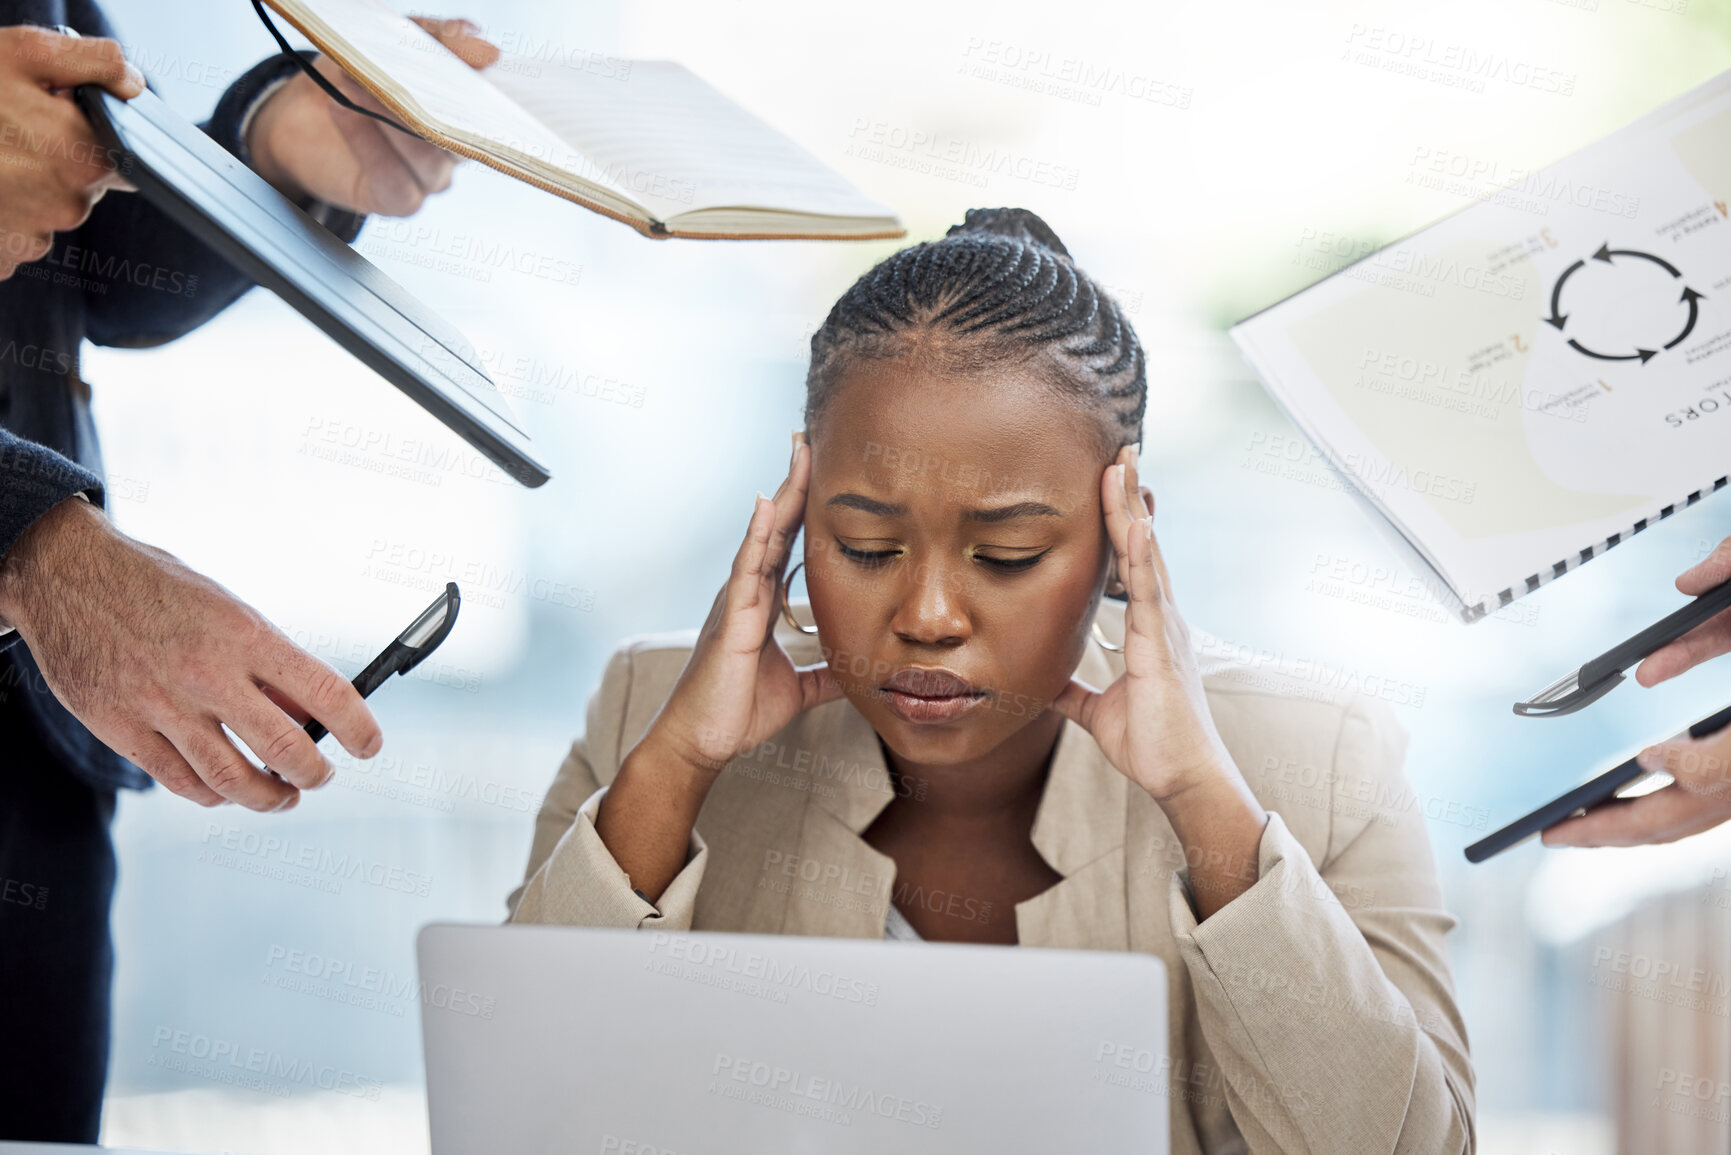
[
  {"xmin": 261, "ymin": 0, "xmax": 904, "ymax": 240},
  {"xmin": 1231, "ymin": 69, "xmax": 1731, "ymax": 623}
]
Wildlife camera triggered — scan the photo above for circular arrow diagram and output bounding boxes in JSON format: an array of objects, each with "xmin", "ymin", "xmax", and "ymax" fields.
[{"xmin": 1545, "ymin": 243, "xmax": 1705, "ymax": 365}]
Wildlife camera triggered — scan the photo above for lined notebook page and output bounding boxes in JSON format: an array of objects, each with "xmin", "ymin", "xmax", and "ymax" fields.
[{"xmin": 485, "ymin": 57, "xmax": 893, "ymax": 225}]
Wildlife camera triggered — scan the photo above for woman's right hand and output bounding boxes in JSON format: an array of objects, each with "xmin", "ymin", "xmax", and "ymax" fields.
[{"xmin": 637, "ymin": 432, "xmax": 844, "ymax": 776}]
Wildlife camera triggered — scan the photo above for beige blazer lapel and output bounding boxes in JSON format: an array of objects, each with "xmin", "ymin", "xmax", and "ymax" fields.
[
  {"xmin": 1015, "ymin": 625, "xmax": 1131, "ymax": 949},
  {"xmin": 765, "ymin": 695, "xmax": 900, "ymax": 939}
]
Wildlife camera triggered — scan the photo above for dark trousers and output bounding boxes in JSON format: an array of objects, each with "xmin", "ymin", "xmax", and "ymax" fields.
[{"xmin": 0, "ymin": 699, "xmax": 116, "ymax": 1143}]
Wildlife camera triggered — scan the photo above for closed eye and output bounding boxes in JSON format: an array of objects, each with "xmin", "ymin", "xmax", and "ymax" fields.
[
  {"xmin": 837, "ymin": 541, "xmax": 901, "ymax": 568},
  {"xmin": 975, "ymin": 552, "xmax": 1048, "ymax": 572}
]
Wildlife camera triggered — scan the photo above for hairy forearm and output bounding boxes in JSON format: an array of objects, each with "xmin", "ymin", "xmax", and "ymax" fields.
[
  {"xmin": 594, "ymin": 733, "xmax": 720, "ymax": 904},
  {"xmin": 0, "ymin": 494, "xmax": 105, "ymax": 633}
]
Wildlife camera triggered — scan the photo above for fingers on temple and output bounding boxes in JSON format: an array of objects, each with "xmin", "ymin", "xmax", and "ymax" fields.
[
  {"xmin": 1101, "ymin": 461, "xmax": 1133, "ymax": 558},
  {"xmin": 766, "ymin": 440, "xmax": 810, "ymax": 574},
  {"xmin": 726, "ymin": 495, "xmax": 776, "ymax": 621},
  {"xmin": 1124, "ymin": 515, "xmax": 1164, "ymax": 620}
]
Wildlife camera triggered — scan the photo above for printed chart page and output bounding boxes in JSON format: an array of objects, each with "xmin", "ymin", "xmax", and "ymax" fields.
[{"xmin": 1233, "ymin": 71, "xmax": 1731, "ymax": 620}]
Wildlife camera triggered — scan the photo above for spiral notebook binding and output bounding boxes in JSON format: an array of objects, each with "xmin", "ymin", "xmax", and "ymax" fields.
[{"xmin": 1465, "ymin": 474, "xmax": 1731, "ymax": 623}]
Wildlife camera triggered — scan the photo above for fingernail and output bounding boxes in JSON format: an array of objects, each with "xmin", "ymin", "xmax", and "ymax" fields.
[
  {"xmin": 275, "ymin": 792, "xmax": 300, "ymax": 813},
  {"xmin": 1636, "ymin": 745, "xmax": 1666, "ymax": 774}
]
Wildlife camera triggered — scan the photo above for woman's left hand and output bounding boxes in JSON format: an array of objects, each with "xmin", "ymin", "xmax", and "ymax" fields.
[
  {"xmin": 1053, "ymin": 447, "xmax": 1241, "ymax": 803},
  {"xmin": 1053, "ymin": 447, "xmax": 1268, "ymax": 917}
]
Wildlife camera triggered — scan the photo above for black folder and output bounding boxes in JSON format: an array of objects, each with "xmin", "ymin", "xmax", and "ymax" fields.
[{"xmin": 76, "ymin": 85, "xmax": 551, "ymax": 489}]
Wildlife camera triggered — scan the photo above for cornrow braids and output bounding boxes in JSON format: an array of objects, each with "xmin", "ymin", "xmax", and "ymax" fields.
[{"xmin": 805, "ymin": 207, "xmax": 1146, "ymax": 453}]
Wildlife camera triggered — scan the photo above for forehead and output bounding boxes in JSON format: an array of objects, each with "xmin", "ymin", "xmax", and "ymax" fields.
[{"xmin": 813, "ymin": 357, "xmax": 1107, "ymax": 512}]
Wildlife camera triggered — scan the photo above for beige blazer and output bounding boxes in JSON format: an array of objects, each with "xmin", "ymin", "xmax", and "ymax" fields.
[{"xmin": 508, "ymin": 599, "xmax": 1475, "ymax": 1155}]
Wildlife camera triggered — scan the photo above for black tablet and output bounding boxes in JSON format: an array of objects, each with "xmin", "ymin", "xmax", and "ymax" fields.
[
  {"xmin": 76, "ymin": 85, "xmax": 551, "ymax": 489},
  {"xmin": 1465, "ymin": 702, "xmax": 1731, "ymax": 862}
]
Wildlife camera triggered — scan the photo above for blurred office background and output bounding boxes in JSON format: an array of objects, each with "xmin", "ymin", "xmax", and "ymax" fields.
[{"xmin": 78, "ymin": 0, "xmax": 1731, "ymax": 1151}]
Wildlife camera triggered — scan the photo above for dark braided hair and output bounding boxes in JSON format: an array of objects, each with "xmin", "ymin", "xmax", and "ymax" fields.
[{"xmin": 805, "ymin": 207, "xmax": 1146, "ymax": 455}]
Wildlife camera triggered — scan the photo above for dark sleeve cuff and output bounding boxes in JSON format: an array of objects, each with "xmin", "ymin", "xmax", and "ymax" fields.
[
  {"xmin": 207, "ymin": 51, "xmax": 367, "ymax": 244},
  {"xmin": 0, "ymin": 432, "xmax": 106, "ymax": 652}
]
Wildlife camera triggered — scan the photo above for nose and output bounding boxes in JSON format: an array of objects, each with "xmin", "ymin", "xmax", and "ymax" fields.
[{"xmin": 890, "ymin": 556, "xmax": 971, "ymax": 647}]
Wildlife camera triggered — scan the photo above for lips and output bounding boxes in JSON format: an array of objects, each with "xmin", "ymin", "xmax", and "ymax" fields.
[{"xmin": 879, "ymin": 667, "xmax": 988, "ymax": 725}]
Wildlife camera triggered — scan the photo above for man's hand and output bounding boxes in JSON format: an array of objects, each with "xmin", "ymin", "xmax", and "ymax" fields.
[
  {"xmin": 1540, "ymin": 726, "xmax": 1731, "ymax": 848},
  {"xmin": 0, "ymin": 497, "xmax": 382, "ymax": 811},
  {"xmin": 1543, "ymin": 534, "xmax": 1731, "ymax": 848},
  {"xmin": 0, "ymin": 25, "xmax": 144, "ymax": 279},
  {"xmin": 244, "ymin": 17, "xmax": 498, "ymax": 216},
  {"xmin": 1635, "ymin": 536, "xmax": 1731, "ymax": 687}
]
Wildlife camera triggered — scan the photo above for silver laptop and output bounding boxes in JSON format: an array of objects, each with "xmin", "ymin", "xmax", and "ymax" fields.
[{"xmin": 417, "ymin": 923, "xmax": 1169, "ymax": 1154}]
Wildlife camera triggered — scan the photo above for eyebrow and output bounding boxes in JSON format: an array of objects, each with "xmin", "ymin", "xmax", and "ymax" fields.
[{"xmin": 826, "ymin": 494, "xmax": 1064, "ymax": 522}]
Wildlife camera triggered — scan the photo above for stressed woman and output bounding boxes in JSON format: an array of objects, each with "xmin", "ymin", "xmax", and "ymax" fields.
[{"xmin": 508, "ymin": 209, "xmax": 1474, "ymax": 1153}]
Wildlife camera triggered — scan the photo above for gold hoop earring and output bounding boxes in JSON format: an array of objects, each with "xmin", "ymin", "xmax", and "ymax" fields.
[
  {"xmin": 1091, "ymin": 622, "xmax": 1123, "ymax": 652},
  {"xmin": 780, "ymin": 561, "xmax": 819, "ymax": 635}
]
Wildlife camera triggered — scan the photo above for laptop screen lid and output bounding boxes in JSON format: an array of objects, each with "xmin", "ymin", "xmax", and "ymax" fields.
[{"xmin": 417, "ymin": 923, "xmax": 1168, "ymax": 1154}]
